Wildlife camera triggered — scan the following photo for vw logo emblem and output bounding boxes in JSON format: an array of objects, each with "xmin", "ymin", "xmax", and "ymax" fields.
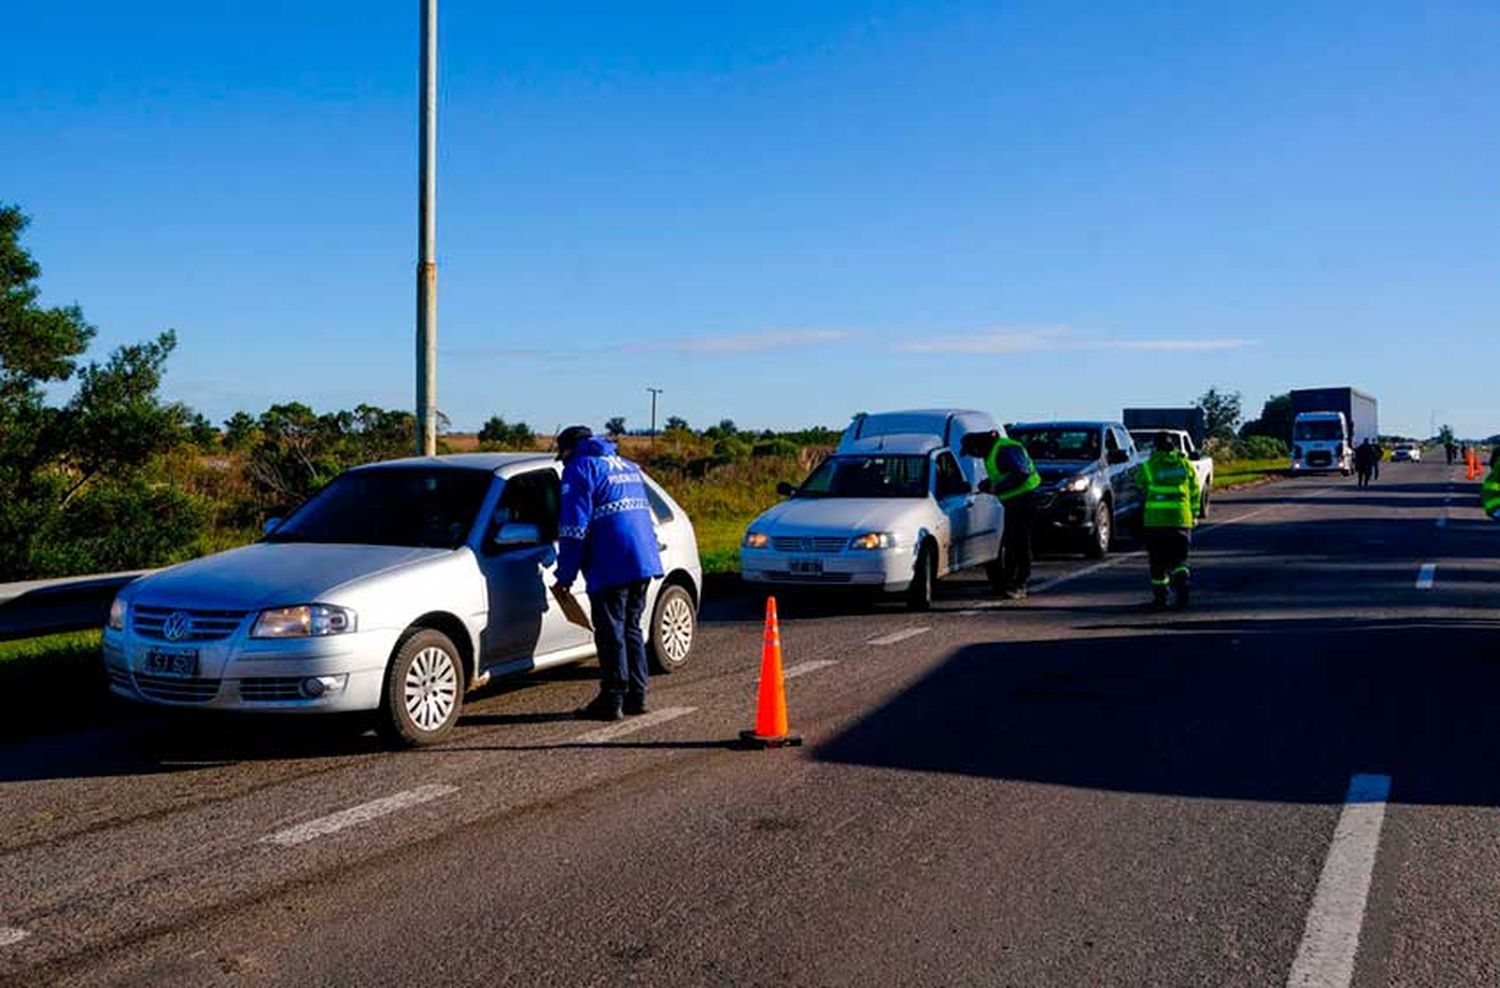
[{"xmin": 161, "ymin": 611, "xmax": 194, "ymax": 642}]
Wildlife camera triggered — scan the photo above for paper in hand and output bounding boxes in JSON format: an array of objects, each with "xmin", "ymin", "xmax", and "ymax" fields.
[{"xmin": 550, "ymin": 585, "xmax": 593, "ymax": 631}]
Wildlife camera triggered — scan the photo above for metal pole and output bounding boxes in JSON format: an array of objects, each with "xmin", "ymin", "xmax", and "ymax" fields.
[
  {"xmin": 647, "ymin": 387, "xmax": 663, "ymax": 443},
  {"xmin": 415, "ymin": 0, "xmax": 438, "ymax": 455}
]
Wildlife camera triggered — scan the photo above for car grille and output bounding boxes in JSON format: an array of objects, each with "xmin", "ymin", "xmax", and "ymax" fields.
[
  {"xmin": 764, "ymin": 571, "xmax": 854, "ymax": 584},
  {"xmin": 238, "ymin": 677, "xmax": 307, "ymax": 702},
  {"xmin": 771, "ymin": 536, "xmax": 847, "ymax": 554},
  {"xmin": 133, "ymin": 673, "xmax": 221, "ymax": 702},
  {"xmin": 133, "ymin": 605, "xmax": 248, "ymax": 642}
]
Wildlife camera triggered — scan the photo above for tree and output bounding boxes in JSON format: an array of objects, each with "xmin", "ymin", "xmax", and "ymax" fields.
[
  {"xmin": 1437, "ymin": 424, "xmax": 1456, "ymax": 445},
  {"xmin": 477, "ymin": 415, "xmax": 535, "ymax": 450},
  {"xmin": 1195, "ymin": 387, "xmax": 1242, "ymax": 441},
  {"xmin": 223, "ymin": 410, "xmax": 259, "ymax": 450},
  {"xmin": 605, "ymin": 416, "xmax": 627, "ymax": 438},
  {"xmin": 664, "ymin": 415, "xmax": 690, "ymax": 432},
  {"xmin": 1240, "ymin": 393, "xmax": 1293, "ymax": 442},
  {"xmin": 188, "ymin": 412, "xmax": 220, "ymax": 450}
]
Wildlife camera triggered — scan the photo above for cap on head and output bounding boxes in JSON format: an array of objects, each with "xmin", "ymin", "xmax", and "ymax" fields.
[
  {"xmin": 555, "ymin": 425, "xmax": 593, "ymax": 460},
  {"xmin": 1154, "ymin": 431, "xmax": 1174, "ymax": 452}
]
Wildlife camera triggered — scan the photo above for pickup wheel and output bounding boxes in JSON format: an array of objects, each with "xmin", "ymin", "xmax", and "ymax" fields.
[
  {"xmin": 377, "ymin": 628, "xmax": 464, "ymax": 747},
  {"xmin": 907, "ymin": 543, "xmax": 935, "ymax": 611},
  {"xmin": 1199, "ymin": 484, "xmax": 1212, "ymax": 519},
  {"xmin": 1086, "ymin": 502, "xmax": 1112, "ymax": 559}
]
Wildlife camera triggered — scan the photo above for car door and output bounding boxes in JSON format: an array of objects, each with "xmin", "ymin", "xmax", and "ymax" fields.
[
  {"xmin": 1106, "ymin": 427, "xmax": 1143, "ymax": 519},
  {"xmin": 932, "ymin": 451, "xmax": 975, "ymax": 571},
  {"xmin": 474, "ymin": 468, "xmax": 593, "ymax": 669}
]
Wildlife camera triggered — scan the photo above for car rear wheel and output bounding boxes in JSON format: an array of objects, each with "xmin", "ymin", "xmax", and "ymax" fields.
[
  {"xmin": 378, "ymin": 628, "xmax": 464, "ymax": 747},
  {"xmin": 907, "ymin": 543, "xmax": 935, "ymax": 611},
  {"xmin": 1086, "ymin": 502, "xmax": 1112, "ymax": 559},
  {"xmin": 648, "ymin": 583, "xmax": 696, "ymax": 674}
]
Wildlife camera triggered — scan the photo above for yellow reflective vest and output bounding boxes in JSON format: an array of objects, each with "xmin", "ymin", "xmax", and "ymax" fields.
[
  {"xmin": 1140, "ymin": 451, "xmax": 1201, "ymax": 529},
  {"xmin": 1483, "ymin": 461, "xmax": 1500, "ymax": 519}
]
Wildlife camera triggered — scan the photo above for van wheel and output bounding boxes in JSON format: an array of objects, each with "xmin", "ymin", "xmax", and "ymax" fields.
[
  {"xmin": 1086, "ymin": 503, "xmax": 1112, "ymax": 559},
  {"xmin": 907, "ymin": 544, "xmax": 935, "ymax": 611},
  {"xmin": 378, "ymin": 629, "xmax": 464, "ymax": 747},
  {"xmin": 648, "ymin": 584, "xmax": 696, "ymax": 674}
]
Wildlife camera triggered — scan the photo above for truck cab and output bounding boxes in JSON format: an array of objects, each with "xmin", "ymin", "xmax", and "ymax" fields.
[{"xmin": 1291, "ymin": 412, "xmax": 1351, "ymax": 474}]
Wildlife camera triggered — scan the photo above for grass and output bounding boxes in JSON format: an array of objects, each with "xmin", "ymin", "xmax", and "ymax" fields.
[
  {"xmin": 0, "ymin": 629, "xmax": 102, "ymax": 664},
  {"xmin": 1214, "ymin": 458, "xmax": 1287, "ymax": 489}
]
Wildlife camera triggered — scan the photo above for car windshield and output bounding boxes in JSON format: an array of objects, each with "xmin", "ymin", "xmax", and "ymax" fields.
[
  {"xmin": 266, "ymin": 468, "xmax": 494, "ymax": 548},
  {"xmin": 1293, "ymin": 420, "xmax": 1344, "ymax": 441},
  {"xmin": 1007, "ymin": 428, "xmax": 1101, "ymax": 462},
  {"xmin": 796, "ymin": 455, "xmax": 928, "ymax": 498}
]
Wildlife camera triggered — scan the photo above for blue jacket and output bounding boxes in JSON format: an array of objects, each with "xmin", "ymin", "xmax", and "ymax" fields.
[{"xmin": 555, "ymin": 438, "xmax": 665, "ymax": 591}]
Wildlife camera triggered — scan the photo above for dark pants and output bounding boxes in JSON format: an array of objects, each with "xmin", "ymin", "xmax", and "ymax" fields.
[
  {"xmin": 1356, "ymin": 466, "xmax": 1371, "ymax": 488},
  {"xmin": 1145, "ymin": 528, "xmax": 1191, "ymax": 592},
  {"xmin": 1000, "ymin": 491, "xmax": 1038, "ymax": 591},
  {"xmin": 588, "ymin": 580, "xmax": 651, "ymax": 702}
]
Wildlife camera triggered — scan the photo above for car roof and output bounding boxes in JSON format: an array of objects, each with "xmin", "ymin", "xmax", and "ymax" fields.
[
  {"xmin": 1011, "ymin": 421, "xmax": 1119, "ymax": 431},
  {"xmin": 351, "ymin": 452, "xmax": 556, "ymax": 474},
  {"xmin": 837, "ymin": 433, "xmax": 944, "ymax": 456}
]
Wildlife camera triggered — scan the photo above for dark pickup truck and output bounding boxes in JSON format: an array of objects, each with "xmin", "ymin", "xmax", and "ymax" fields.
[{"xmin": 1006, "ymin": 421, "xmax": 1145, "ymax": 558}]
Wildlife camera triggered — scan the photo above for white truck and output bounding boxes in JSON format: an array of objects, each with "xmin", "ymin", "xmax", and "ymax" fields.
[{"xmin": 1288, "ymin": 387, "xmax": 1379, "ymax": 475}]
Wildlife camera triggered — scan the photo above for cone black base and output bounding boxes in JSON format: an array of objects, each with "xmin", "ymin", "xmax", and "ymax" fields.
[{"xmin": 738, "ymin": 729, "xmax": 804, "ymax": 749}]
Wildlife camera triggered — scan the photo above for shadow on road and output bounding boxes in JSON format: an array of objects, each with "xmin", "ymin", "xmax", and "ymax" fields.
[{"xmin": 816, "ymin": 615, "xmax": 1500, "ymax": 806}]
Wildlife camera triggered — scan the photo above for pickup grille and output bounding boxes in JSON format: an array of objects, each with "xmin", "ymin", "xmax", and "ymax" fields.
[
  {"xmin": 133, "ymin": 606, "xmax": 248, "ymax": 642},
  {"xmin": 771, "ymin": 536, "xmax": 847, "ymax": 554}
]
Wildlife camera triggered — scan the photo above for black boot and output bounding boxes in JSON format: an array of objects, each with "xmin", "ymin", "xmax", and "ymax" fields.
[
  {"xmin": 576, "ymin": 694, "xmax": 623, "ymax": 721},
  {"xmin": 1171, "ymin": 571, "xmax": 1190, "ymax": 610},
  {"xmin": 623, "ymin": 694, "xmax": 649, "ymax": 716},
  {"xmin": 1151, "ymin": 587, "xmax": 1168, "ymax": 611}
]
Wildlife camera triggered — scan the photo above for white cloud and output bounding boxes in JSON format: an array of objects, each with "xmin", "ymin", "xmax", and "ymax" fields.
[
  {"xmin": 635, "ymin": 329, "xmax": 857, "ymax": 355},
  {"xmin": 899, "ymin": 327, "xmax": 1260, "ymax": 354}
]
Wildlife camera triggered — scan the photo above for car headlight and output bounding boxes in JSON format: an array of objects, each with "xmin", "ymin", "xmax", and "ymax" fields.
[
  {"xmin": 849, "ymin": 532, "xmax": 897, "ymax": 550},
  {"xmin": 743, "ymin": 532, "xmax": 770, "ymax": 549},
  {"xmin": 108, "ymin": 595, "xmax": 127, "ymax": 632},
  {"xmin": 251, "ymin": 604, "xmax": 358, "ymax": 638},
  {"xmin": 1064, "ymin": 476, "xmax": 1090, "ymax": 493}
]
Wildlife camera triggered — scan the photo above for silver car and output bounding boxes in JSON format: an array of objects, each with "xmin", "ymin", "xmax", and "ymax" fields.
[{"xmin": 102, "ymin": 454, "xmax": 702, "ymax": 746}]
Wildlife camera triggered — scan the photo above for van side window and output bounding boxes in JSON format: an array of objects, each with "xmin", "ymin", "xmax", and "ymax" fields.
[
  {"xmin": 934, "ymin": 452, "xmax": 969, "ymax": 498},
  {"xmin": 493, "ymin": 470, "xmax": 560, "ymax": 542}
]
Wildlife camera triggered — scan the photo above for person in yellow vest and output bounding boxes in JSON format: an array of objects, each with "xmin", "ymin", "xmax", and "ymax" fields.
[
  {"xmin": 1140, "ymin": 430, "xmax": 1202, "ymax": 610},
  {"xmin": 1482, "ymin": 448, "xmax": 1500, "ymax": 520},
  {"xmin": 961, "ymin": 430, "xmax": 1042, "ymax": 599}
]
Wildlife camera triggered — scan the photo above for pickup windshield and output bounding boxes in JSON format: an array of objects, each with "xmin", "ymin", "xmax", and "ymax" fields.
[
  {"xmin": 1293, "ymin": 420, "xmax": 1344, "ymax": 441},
  {"xmin": 1007, "ymin": 427, "xmax": 1101, "ymax": 462},
  {"xmin": 796, "ymin": 455, "xmax": 928, "ymax": 498},
  {"xmin": 266, "ymin": 468, "xmax": 493, "ymax": 548}
]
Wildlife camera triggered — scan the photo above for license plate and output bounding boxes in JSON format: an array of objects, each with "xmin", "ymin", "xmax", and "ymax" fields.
[
  {"xmin": 789, "ymin": 558, "xmax": 823, "ymax": 576},
  {"xmin": 143, "ymin": 648, "xmax": 199, "ymax": 678}
]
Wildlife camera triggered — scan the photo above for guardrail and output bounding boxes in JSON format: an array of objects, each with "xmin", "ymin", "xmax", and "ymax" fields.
[{"xmin": 0, "ymin": 571, "xmax": 148, "ymax": 641}]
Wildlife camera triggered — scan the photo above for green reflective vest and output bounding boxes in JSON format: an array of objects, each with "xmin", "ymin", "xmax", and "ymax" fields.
[
  {"xmin": 983, "ymin": 436, "xmax": 1042, "ymax": 502},
  {"xmin": 1483, "ymin": 462, "xmax": 1500, "ymax": 519},
  {"xmin": 1140, "ymin": 451, "xmax": 1201, "ymax": 529}
]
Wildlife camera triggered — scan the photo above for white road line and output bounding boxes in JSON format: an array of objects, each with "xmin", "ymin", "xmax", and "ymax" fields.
[
  {"xmin": 574, "ymin": 706, "xmax": 696, "ymax": 744},
  {"xmin": 0, "ymin": 927, "xmax": 30, "ymax": 947},
  {"xmin": 782, "ymin": 659, "xmax": 838, "ymax": 680},
  {"xmin": 867, "ymin": 627, "xmax": 930, "ymax": 646},
  {"xmin": 262, "ymin": 784, "xmax": 459, "ymax": 847},
  {"xmin": 1286, "ymin": 773, "xmax": 1393, "ymax": 988},
  {"xmin": 1415, "ymin": 563, "xmax": 1437, "ymax": 590}
]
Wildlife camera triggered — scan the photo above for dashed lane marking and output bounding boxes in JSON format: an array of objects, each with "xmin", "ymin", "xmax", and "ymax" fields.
[
  {"xmin": 782, "ymin": 659, "xmax": 838, "ymax": 679},
  {"xmin": 867, "ymin": 627, "xmax": 930, "ymax": 647},
  {"xmin": 1286, "ymin": 773, "xmax": 1392, "ymax": 988},
  {"xmin": 0, "ymin": 927, "xmax": 30, "ymax": 947},
  {"xmin": 574, "ymin": 706, "xmax": 696, "ymax": 744},
  {"xmin": 262, "ymin": 784, "xmax": 459, "ymax": 847},
  {"xmin": 1415, "ymin": 563, "xmax": 1437, "ymax": 590}
]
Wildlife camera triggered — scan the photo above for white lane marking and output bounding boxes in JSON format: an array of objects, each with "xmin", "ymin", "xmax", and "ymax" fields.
[
  {"xmin": 0, "ymin": 927, "xmax": 30, "ymax": 947},
  {"xmin": 574, "ymin": 706, "xmax": 696, "ymax": 744},
  {"xmin": 1415, "ymin": 563, "xmax": 1437, "ymax": 590},
  {"xmin": 867, "ymin": 627, "xmax": 930, "ymax": 646},
  {"xmin": 782, "ymin": 659, "xmax": 838, "ymax": 680},
  {"xmin": 1286, "ymin": 773, "xmax": 1392, "ymax": 988},
  {"xmin": 263, "ymin": 784, "xmax": 458, "ymax": 847}
]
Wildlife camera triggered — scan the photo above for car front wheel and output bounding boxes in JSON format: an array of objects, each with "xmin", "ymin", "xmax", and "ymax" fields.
[
  {"xmin": 378, "ymin": 628, "xmax": 464, "ymax": 747},
  {"xmin": 648, "ymin": 583, "xmax": 696, "ymax": 674},
  {"xmin": 907, "ymin": 543, "xmax": 935, "ymax": 611}
]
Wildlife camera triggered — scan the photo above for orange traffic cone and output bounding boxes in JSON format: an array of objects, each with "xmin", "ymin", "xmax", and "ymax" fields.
[
  {"xmin": 739, "ymin": 597, "xmax": 803, "ymax": 749},
  {"xmin": 1469, "ymin": 448, "xmax": 1480, "ymax": 481}
]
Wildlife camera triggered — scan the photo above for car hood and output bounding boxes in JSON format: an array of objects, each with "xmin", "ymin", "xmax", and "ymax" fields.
[
  {"xmin": 752, "ymin": 497, "xmax": 927, "ymax": 535},
  {"xmin": 1035, "ymin": 461, "xmax": 1095, "ymax": 483},
  {"xmin": 129, "ymin": 542, "xmax": 457, "ymax": 611}
]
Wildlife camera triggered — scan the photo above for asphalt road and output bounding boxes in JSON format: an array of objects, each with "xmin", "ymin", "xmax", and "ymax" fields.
[{"xmin": 3, "ymin": 460, "xmax": 1497, "ymax": 987}]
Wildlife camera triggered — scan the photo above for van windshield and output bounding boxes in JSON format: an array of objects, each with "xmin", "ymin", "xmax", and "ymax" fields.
[
  {"xmin": 1006, "ymin": 427, "xmax": 1101, "ymax": 462},
  {"xmin": 796, "ymin": 455, "xmax": 928, "ymax": 498},
  {"xmin": 1293, "ymin": 420, "xmax": 1344, "ymax": 441}
]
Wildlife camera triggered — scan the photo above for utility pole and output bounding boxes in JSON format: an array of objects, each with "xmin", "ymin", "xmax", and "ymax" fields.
[
  {"xmin": 415, "ymin": 0, "xmax": 439, "ymax": 455},
  {"xmin": 647, "ymin": 387, "xmax": 663, "ymax": 443}
]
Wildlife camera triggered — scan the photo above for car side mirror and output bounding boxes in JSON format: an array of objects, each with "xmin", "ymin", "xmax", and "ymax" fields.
[
  {"xmin": 261, "ymin": 517, "xmax": 283, "ymax": 536},
  {"xmin": 1107, "ymin": 449, "xmax": 1131, "ymax": 465},
  {"xmin": 776, "ymin": 481, "xmax": 797, "ymax": 497},
  {"xmin": 493, "ymin": 522, "xmax": 543, "ymax": 547}
]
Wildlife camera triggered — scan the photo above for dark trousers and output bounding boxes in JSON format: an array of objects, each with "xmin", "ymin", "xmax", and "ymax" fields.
[
  {"xmin": 1356, "ymin": 466, "xmax": 1371, "ymax": 488},
  {"xmin": 1000, "ymin": 491, "xmax": 1038, "ymax": 591},
  {"xmin": 588, "ymin": 580, "xmax": 651, "ymax": 701},
  {"xmin": 1145, "ymin": 528, "xmax": 1192, "ymax": 589}
]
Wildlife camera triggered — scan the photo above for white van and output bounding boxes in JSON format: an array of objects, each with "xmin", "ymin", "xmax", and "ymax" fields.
[{"xmin": 740, "ymin": 409, "xmax": 1005, "ymax": 609}]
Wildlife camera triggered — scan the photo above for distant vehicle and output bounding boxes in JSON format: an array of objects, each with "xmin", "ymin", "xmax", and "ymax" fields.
[
  {"xmin": 1127, "ymin": 429, "xmax": 1214, "ymax": 517},
  {"xmin": 1007, "ymin": 421, "xmax": 1144, "ymax": 558},
  {"xmin": 740, "ymin": 409, "xmax": 1004, "ymax": 609},
  {"xmin": 1392, "ymin": 443, "xmax": 1421, "ymax": 462},
  {"xmin": 1288, "ymin": 387, "xmax": 1378, "ymax": 475},
  {"xmin": 104, "ymin": 454, "xmax": 703, "ymax": 746}
]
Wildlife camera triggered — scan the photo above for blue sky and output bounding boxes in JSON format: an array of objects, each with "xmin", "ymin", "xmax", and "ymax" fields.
[{"xmin": 4, "ymin": 1, "xmax": 1497, "ymax": 438}]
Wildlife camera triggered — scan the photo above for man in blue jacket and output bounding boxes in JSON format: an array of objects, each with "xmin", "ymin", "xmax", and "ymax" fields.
[{"xmin": 552, "ymin": 426, "xmax": 665, "ymax": 721}]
